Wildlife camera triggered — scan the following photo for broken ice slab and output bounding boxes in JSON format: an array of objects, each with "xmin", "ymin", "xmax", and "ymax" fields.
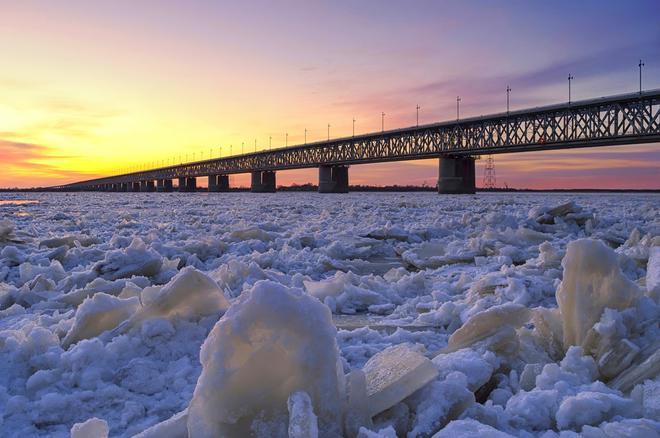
[
  {"xmin": 332, "ymin": 314, "xmax": 444, "ymax": 334},
  {"xmin": 62, "ymin": 293, "xmax": 139, "ymax": 348},
  {"xmin": 609, "ymin": 347, "xmax": 660, "ymax": 393},
  {"xmin": 362, "ymin": 344, "xmax": 439, "ymax": 417},
  {"xmin": 70, "ymin": 418, "xmax": 109, "ymax": 438},
  {"xmin": 647, "ymin": 246, "xmax": 660, "ymax": 301},
  {"xmin": 288, "ymin": 391, "xmax": 319, "ymax": 438},
  {"xmin": 344, "ymin": 369, "xmax": 373, "ymax": 438},
  {"xmin": 444, "ymin": 303, "xmax": 531, "ymax": 353},
  {"xmin": 402, "ymin": 241, "xmax": 475, "ymax": 269},
  {"xmin": 133, "ymin": 409, "xmax": 188, "ymax": 438},
  {"xmin": 642, "ymin": 379, "xmax": 660, "ymax": 419},
  {"xmin": 598, "ymin": 339, "xmax": 640, "ymax": 380}
]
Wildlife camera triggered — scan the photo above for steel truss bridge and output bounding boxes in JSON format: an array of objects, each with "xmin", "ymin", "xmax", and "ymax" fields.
[{"xmin": 55, "ymin": 89, "xmax": 660, "ymax": 193}]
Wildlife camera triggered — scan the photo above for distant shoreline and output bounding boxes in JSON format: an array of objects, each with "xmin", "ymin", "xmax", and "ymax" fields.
[{"xmin": 1, "ymin": 186, "xmax": 658, "ymax": 193}]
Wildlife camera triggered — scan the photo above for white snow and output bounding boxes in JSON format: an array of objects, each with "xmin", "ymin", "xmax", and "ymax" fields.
[{"xmin": 0, "ymin": 191, "xmax": 657, "ymax": 437}]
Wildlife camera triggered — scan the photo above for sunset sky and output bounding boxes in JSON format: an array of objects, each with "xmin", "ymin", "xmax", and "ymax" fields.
[{"xmin": 1, "ymin": 0, "xmax": 659, "ymax": 189}]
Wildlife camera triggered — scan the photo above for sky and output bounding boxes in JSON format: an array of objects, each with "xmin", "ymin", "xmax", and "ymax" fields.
[{"xmin": 1, "ymin": 0, "xmax": 659, "ymax": 189}]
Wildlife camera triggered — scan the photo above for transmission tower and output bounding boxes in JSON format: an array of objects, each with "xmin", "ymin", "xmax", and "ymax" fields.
[{"xmin": 483, "ymin": 155, "xmax": 496, "ymax": 189}]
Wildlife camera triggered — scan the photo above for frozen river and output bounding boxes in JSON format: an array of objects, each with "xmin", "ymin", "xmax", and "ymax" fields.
[{"xmin": 0, "ymin": 192, "xmax": 658, "ymax": 437}]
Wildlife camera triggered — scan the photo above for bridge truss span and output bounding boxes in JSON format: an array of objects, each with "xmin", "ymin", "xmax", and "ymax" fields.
[{"xmin": 56, "ymin": 89, "xmax": 660, "ymax": 192}]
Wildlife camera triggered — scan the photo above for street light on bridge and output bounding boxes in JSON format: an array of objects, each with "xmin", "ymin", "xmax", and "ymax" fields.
[
  {"xmin": 328, "ymin": 123, "xmax": 330, "ymax": 141},
  {"xmin": 416, "ymin": 105, "xmax": 420, "ymax": 127},
  {"xmin": 568, "ymin": 74, "xmax": 574, "ymax": 104},
  {"xmin": 456, "ymin": 96, "xmax": 461, "ymax": 121},
  {"xmin": 381, "ymin": 112, "xmax": 385, "ymax": 132},
  {"xmin": 639, "ymin": 59, "xmax": 645, "ymax": 94},
  {"xmin": 286, "ymin": 132, "xmax": 288, "ymax": 147},
  {"xmin": 353, "ymin": 118, "xmax": 356, "ymax": 137},
  {"xmin": 506, "ymin": 86, "xmax": 511, "ymax": 114},
  {"xmin": 304, "ymin": 129, "xmax": 307, "ymax": 144}
]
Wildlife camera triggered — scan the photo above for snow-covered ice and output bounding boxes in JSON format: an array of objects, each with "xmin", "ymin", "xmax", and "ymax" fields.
[{"xmin": 0, "ymin": 191, "xmax": 658, "ymax": 437}]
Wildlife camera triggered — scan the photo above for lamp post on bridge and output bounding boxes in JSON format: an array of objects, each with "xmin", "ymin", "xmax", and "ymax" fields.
[
  {"xmin": 639, "ymin": 59, "xmax": 645, "ymax": 94},
  {"xmin": 269, "ymin": 136, "xmax": 272, "ymax": 150},
  {"xmin": 327, "ymin": 123, "xmax": 330, "ymax": 141},
  {"xmin": 286, "ymin": 132, "xmax": 288, "ymax": 147},
  {"xmin": 506, "ymin": 86, "xmax": 511, "ymax": 114},
  {"xmin": 353, "ymin": 118, "xmax": 356, "ymax": 137},
  {"xmin": 416, "ymin": 105, "xmax": 420, "ymax": 127},
  {"xmin": 381, "ymin": 112, "xmax": 385, "ymax": 132},
  {"xmin": 304, "ymin": 129, "xmax": 307, "ymax": 144},
  {"xmin": 568, "ymin": 74, "xmax": 574, "ymax": 104},
  {"xmin": 456, "ymin": 96, "xmax": 461, "ymax": 121}
]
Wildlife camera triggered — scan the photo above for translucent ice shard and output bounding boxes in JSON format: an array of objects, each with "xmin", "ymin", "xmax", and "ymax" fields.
[
  {"xmin": 288, "ymin": 391, "xmax": 319, "ymax": 438},
  {"xmin": 609, "ymin": 348, "xmax": 660, "ymax": 393},
  {"xmin": 597, "ymin": 339, "xmax": 640, "ymax": 380},
  {"xmin": 344, "ymin": 369, "xmax": 373, "ymax": 438},
  {"xmin": 556, "ymin": 239, "xmax": 640, "ymax": 349},
  {"xmin": 133, "ymin": 409, "xmax": 188, "ymax": 438}
]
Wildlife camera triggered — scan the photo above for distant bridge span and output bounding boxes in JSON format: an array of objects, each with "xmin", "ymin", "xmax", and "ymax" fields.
[{"xmin": 55, "ymin": 89, "xmax": 660, "ymax": 194}]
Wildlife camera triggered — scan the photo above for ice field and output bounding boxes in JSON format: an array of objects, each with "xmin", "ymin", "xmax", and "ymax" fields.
[{"xmin": 0, "ymin": 191, "xmax": 658, "ymax": 437}]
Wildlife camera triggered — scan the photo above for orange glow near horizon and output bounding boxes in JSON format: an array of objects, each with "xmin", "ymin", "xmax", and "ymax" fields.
[{"xmin": 1, "ymin": 2, "xmax": 658, "ymax": 189}]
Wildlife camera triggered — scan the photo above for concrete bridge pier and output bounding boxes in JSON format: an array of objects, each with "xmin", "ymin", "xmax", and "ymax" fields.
[
  {"xmin": 131, "ymin": 182, "xmax": 141, "ymax": 192},
  {"xmin": 437, "ymin": 156, "xmax": 476, "ymax": 194},
  {"xmin": 140, "ymin": 180, "xmax": 155, "ymax": 192},
  {"xmin": 318, "ymin": 165, "xmax": 349, "ymax": 193},
  {"xmin": 218, "ymin": 175, "xmax": 229, "ymax": 191},
  {"xmin": 207, "ymin": 175, "xmax": 218, "ymax": 192},
  {"xmin": 186, "ymin": 177, "xmax": 197, "ymax": 192},
  {"xmin": 251, "ymin": 171, "xmax": 276, "ymax": 193},
  {"xmin": 156, "ymin": 179, "xmax": 173, "ymax": 192},
  {"xmin": 208, "ymin": 174, "xmax": 230, "ymax": 192},
  {"xmin": 119, "ymin": 183, "xmax": 128, "ymax": 192}
]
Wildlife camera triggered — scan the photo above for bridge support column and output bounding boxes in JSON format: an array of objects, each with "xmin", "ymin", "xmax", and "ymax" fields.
[
  {"xmin": 185, "ymin": 177, "xmax": 197, "ymax": 192},
  {"xmin": 318, "ymin": 165, "xmax": 349, "ymax": 193},
  {"xmin": 208, "ymin": 175, "xmax": 229, "ymax": 192},
  {"xmin": 251, "ymin": 171, "xmax": 276, "ymax": 193},
  {"xmin": 178, "ymin": 177, "xmax": 187, "ymax": 192},
  {"xmin": 218, "ymin": 175, "xmax": 229, "ymax": 191},
  {"xmin": 131, "ymin": 182, "xmax": 140, "ymax": 192},
  {"xmin": 140, "ymin": 180, "xmax": 155, "ymax": 192},
  {"xmin": 437, "ymin": 156, "xmax": 476, "ymax": 194},
  {"xmin": 119, "ymin": 183, "xmax": 128, "ymax": 192},
  {"xmin": 156, "ymin": 179, "xmax": 173, "ymax": 192},
  {"xmin": 208, "ymin": 175, "xmax": 218, "ymax": 192}
]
